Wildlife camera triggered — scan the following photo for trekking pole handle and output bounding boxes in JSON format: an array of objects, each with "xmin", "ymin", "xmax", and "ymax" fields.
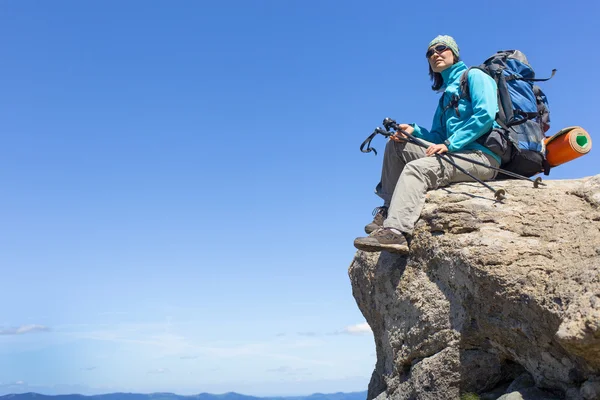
[
  {"xmin": 360, "ymin": 127, "xmax": 395, "ymax": 155},
  {"xmin": 383, "ymin": 118, "xmax": 431, "ymax": 148},
  {"xmin": 375, "ymin": 127, "xmax": 392, "ymax": 137}
]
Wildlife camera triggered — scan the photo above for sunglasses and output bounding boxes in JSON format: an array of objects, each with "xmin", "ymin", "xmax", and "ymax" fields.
[{"xmin": 426, "ymin": 44, "xmax": 449, "ymax": 58}]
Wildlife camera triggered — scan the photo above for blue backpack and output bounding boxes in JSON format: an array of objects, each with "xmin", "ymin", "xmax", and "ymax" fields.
[{"xmin": 460, "ymin": 50, "xmax": 556, "ymax": 178}]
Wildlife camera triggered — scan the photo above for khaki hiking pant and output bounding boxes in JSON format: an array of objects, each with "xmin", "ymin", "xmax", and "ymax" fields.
[{"xmin": 375, "ymin": 138, "xmax": 499, "ymax": 235}]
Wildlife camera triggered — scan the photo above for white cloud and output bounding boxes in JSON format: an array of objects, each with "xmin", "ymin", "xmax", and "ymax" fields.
[
  {"xmin": 148, "ymin": 368, "xmax": 169, "ymax": 374},
  {"xmin": 297, "ymin": 331, "xmax": 318, "ymax": 337},
  {"xmin": 67, "ymin": 323, "xmax": 333, "ymax": 366},
  {"xmin": 179, "ymin": 355, "xmax": 199, "ymax": 360},
  {"xmin": 0, "ymin": 325, "xmax": 50, "ymax": 335},
  {"xmin": 267, "ymin": 365, "xmax": 293, "ymax": 373},
  {"xmin": 341, "ymin": 323, "xmax": 372, "ymax": 335},
  {"xmin": 266, "ymin": 366, "xmax": 311, "ymax": 376}
]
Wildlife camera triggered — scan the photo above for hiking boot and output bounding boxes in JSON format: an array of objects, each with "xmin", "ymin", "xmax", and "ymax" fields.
[
  {"xmin": 354, "ymin": 227, "xmax": 409, "ymax": 254},
  {"xmin": 365, "ymin": 206, "xmax": 388, "ymax": 234}
]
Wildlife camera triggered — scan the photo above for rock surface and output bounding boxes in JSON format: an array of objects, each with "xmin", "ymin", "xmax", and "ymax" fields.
[{"xmin": 349, "ymin": 175, "xmax": 600, "ymax": 400}]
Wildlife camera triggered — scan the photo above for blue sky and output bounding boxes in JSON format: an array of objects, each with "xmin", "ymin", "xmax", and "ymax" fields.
[{"xmin": 0, "ymin": 0, "xmax": 598, "ymax": 396}]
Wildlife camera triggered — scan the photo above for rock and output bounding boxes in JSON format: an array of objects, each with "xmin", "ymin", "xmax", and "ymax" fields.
[
  {"xmin": 497, "ymin": 387, "xmax": 561, "ymax": 400},
  {"xmin": 479, "ymin": 382, "xmax": 511, "ymax": 400},
  {"xmin": 565, "ymin": 387, "xmax": 585, "ymax": 400},
  {"xmin": 507, "ymin": 373, "xmax": 536, "ymax": 392},
  {"xmin": 348, "ymin": 175, "xmax": 600, "ymax": 400},
  {"xmin": 580, "ymin": 377, "xmax": 600, "ymax": 400},
  {"xmin": 498, "ymin": 393, "xmax": 524, "ymax": 400}
]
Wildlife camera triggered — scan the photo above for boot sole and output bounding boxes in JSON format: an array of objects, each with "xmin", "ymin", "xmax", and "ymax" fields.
[{"xmin": 354, "ymin": 241, "xmax": 409, "ymax": 254}]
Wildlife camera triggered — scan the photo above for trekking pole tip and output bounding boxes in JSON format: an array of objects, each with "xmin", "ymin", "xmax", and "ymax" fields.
[{"xmin": 495, "ymin": 189, "xmax": 506, "ymax": 201}]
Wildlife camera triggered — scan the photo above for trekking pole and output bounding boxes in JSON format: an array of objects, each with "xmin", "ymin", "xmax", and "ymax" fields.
[
  {"xmin": 381, "ymin": 118, "xmax": 545, "ymax": 188},
  {"xmin": 442, "ymin": 151, "xmax": 543, "ymax": 187},
  {"xmin": 381, "ymin": 118, "xmax": 506, "ymax": 201}
]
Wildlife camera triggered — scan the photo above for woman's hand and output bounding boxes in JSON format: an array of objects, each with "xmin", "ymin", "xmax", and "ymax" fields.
[
  {"xmin": 426, "ymin": 143, "xmax": 448, "ymax": 156},
  {"xmin": 390, "ymin": 124, "xmax": 414, "ymax": 143}
]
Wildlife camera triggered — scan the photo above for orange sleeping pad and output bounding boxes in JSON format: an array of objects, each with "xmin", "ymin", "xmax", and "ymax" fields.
[{"xmin": 544, "ymin": 126, "xmax": 592, "ymax": 167}]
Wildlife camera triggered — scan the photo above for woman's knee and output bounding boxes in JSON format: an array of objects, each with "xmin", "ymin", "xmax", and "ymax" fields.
[
  {"xmin": 384, "ymin": 139, "xmax": 405, "ymax": 154},
  {"xmin": 405, "ymin": 157, "xmax": 442, "ymax": 174}
]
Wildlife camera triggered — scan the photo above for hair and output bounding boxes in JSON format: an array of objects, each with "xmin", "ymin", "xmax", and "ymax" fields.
[{"xmin": 429, "ymin": 54, "xmax": 460, "ymax": 91}]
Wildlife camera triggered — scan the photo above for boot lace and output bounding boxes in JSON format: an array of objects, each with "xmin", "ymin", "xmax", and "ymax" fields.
[{"xmin": 372, "ymin": 206, "xmax": 388, "ymax": 217}]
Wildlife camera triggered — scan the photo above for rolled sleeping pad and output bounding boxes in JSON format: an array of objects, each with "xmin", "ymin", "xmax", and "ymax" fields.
[{"xmin": 544, "ymin": 126, "xmax": 592, "ymax": 167}]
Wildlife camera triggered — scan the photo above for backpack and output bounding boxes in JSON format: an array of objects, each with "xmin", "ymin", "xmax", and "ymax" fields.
[{"xmin": 460, "ymin": 50, "xmax": 556, "ymax": 178}]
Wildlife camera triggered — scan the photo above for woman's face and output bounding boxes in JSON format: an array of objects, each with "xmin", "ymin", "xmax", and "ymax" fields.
[{"xmin": 428, "ymin": 45, "xmax": 455, "ymax": 73}]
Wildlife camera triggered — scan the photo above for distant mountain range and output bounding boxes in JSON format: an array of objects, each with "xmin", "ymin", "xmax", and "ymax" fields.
[{"xmin": 0, "ymin": 391, "xmax": 367, "ymax": 400}]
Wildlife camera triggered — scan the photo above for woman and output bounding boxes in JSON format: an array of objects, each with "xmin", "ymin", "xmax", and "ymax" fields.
[{"xmin": 354, "ymin": 35, "xmax": 501, "ymax": 254}]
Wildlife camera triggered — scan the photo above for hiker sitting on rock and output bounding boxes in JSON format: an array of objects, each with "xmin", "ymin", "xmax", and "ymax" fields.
[{"xmin": 354, "ymin": 35, "xmax": 501, "ymax": 254}]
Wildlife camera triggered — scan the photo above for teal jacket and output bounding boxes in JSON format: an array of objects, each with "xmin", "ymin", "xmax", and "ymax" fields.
[{"xmin": 412, "ymin": 61, "xmax": 501, "ymax": 164}]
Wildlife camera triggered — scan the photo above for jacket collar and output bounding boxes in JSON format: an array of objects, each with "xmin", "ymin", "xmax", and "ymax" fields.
[{"xmin": 440, "ymin": 61, "xmax": 467, "ymax": 87}]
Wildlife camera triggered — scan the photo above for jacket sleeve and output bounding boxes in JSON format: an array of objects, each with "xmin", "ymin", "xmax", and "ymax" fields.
[
  {"xmin": 411, "ymin": 102, "xmax": 445, "ymax": 144},
  {"xmin": 444, "ymin": 69, "xmax": 498, "ymax": 152}
]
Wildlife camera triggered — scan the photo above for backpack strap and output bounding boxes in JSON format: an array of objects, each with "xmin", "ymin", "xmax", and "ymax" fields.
[
  {"xmin": 460, "ymin": 67, "xmax": 513, "ymax": 131},
  {"xmin": 506, "ymin": 69, "xmax": 557, "ymax": 82},
  {"xmin": 436, "ymin": 71, "xmax": 474, "ymax": 132},
  {"xmin": 437, "ymin": 92, "xmax": 464, "ymax": 134},
  {"xmin": 460, "ymin": 67, "xmax": 521, "ymax": 158},
  {"xmin": 459, "ymin": 67, "xmax": 476, "ymax": 101}
]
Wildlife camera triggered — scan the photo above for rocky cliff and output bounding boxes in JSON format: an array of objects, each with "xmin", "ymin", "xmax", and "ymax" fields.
[{"xmin": 349, "ymin": 175, "xmax": 600, "ymax": 400}]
